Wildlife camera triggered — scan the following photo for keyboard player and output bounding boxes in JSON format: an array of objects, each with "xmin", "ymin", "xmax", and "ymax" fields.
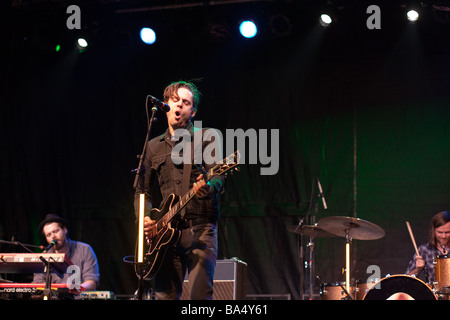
[{"xmin": 32, "ymin": 214, "xmax": 100, "ymax": 291}]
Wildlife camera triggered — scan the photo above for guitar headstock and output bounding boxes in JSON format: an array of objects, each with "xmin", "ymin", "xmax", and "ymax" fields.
[{"xmin": 210, "ymin": 151, "xmax": 240, "ymax": 178}]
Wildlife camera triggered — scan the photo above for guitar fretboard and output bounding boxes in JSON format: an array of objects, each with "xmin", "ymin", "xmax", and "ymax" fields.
[
  {"xmin": 155, "ymin": 170, "xmax": 213, "ymax": 231},
  {"xmin": 157, "ymin": 189, "xmax": 195, "ymax": 229},
  {"xmin": 149, "ymin": 151, "xmax": 239, "ymax": 233}
]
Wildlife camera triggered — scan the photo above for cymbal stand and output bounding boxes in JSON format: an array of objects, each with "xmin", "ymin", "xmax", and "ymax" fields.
[
  {"xmin": 338, "ymin": 282, "xmax": 353, "ymax": 300},
  {"xmin": 294, "ymin": 216, "xmax": 306, "ymax": 300},
  {"xmin": 294, "ymin": 177, "xmax": 322, "ymax": 300},
  {"xmin": 307, "ymin": 236, "xmax": 315, "ymax": 300}
]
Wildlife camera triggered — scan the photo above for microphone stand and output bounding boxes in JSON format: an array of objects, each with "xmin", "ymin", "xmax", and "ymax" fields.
[
  {"xmin": 132, "ymin": 98, "xmax": 159, "ymax": 300},
  {"xmin": 133, "ymin": 104, "xmax": 158, "ymax": 191},
  {"xmin": 294, "ymin": 180, "xmax": 319, "ymax": 300},
  {"xmin": 294, "ymin": 177, "xmax": 327, "ymax": 300},
  {"xmin": 0, "ymin": 239, "xmax": 42, "ymax": 253},
  {"xmin": 39, "ymin": 255, "xmax": 53, "ymax": 300}
]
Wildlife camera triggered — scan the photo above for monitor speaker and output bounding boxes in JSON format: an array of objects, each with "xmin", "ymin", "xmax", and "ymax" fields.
[{"xmin": 181, "ymin": 258, "xmax": 247, "ymax": 300}]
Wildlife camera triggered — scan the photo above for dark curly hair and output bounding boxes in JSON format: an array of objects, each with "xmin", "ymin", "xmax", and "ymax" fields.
[{"xmin": 163, "ymin": 80, "xmax": 202, "ymax": 112}]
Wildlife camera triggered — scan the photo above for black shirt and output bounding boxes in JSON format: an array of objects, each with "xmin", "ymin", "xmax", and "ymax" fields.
[{"xmin": 136, "ymin": 123, "xmax": 224, "ymax": 222}]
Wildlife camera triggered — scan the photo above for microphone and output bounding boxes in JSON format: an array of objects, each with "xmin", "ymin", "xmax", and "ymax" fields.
[
  {"xmin": 43, "ymin": 241, "xmax": 56, "ymax": 253},
  {"xmin": 148, "ymin": 95, "xmax": 170, "ymax": 112},
  {"xmin": 317, "ymin": 178, "xmax": 328, "ymax": 210}
]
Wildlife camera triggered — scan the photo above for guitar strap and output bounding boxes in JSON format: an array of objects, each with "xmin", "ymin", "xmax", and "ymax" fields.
[
  {"xmin": 180, "ymin": 166, "xmax": 191, "ymax": 220},
  {"xmin": 180, "ymin": 129, "xmax": 197, "ymax": 220}
]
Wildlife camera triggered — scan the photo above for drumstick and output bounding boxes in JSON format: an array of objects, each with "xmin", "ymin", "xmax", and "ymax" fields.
[{"xmin": 406, "ymin": 221, "xmax": 420, "ymax": 256}]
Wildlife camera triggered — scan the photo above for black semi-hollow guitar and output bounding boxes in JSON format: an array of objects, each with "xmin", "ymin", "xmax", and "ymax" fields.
[{"xmin": 138, "ymin": 151, "xmax": 240, "ymax": 280}]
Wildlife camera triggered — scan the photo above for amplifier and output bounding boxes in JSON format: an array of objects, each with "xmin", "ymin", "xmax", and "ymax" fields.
[{"xmin": 181, "ymin": 258, "xmax": 247, "ymax": 300}]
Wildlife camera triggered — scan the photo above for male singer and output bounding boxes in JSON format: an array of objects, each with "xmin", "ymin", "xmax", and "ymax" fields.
[{"xmin": 135, "ymin": 81, "xmax": 224, "ymax": 300}]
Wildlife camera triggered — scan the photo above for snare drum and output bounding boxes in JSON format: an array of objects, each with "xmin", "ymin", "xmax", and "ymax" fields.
[
  {"xmin": 363, "ymin": 274, "xmax": 437, "ymax": 300},
  {"xmin": 434, "ymin": 255, "xmax": 450, "ymax": 293},
  {"xmin": 320, "ymin": 282, "xmax": 354, "ymax": 300}
]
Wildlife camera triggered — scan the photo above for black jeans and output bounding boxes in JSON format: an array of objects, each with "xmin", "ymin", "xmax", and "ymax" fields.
[{"xmin": 154, "ymin": 223, "xmax": 218, "ymax": 300}]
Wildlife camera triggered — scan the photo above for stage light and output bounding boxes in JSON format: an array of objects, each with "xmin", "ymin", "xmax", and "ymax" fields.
[
  {"xmin": 407, "ymin": 9, "xmax": 419, "ymax": 22},
  {"xmin": 140, "ymin": 27, "xmax": 156, "ymax": 45},
  {"xmin": 319, "ymin": 1, "xmax": 338, "ymax": 28},
  {"xmin": 405, "ymin": 0, "xmax": 421, "ymax": 23},
  {"xmin": 239, "ymin": 20, "xmax": 258, "ymax": 39},
  {"xmin": 319, "ymin": 13, "xmax": 333, "ymax": 27},
  {"xmin": 77, "ymin": 38, "xmax": 88, "ymax": 49}
]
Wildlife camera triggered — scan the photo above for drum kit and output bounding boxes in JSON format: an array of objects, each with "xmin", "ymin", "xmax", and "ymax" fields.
[{"xmin": 288, "ymin": 215, "xmax": 450, "ymax": 300}]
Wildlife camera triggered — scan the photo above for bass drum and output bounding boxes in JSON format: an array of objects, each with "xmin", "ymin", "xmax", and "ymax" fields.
[
  {"xmin": 355, "ymin": 278, "xmax": 378, "ymax": 300},
  {"xmin": 363, "ymin": 275, "xmax": 436, "ymax": 300}
]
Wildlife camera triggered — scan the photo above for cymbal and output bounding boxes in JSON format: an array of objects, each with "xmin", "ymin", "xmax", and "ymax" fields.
[
  {"xmin": 287, "ymin": 225, "xmax": 338, "ymax": 238},
  {"xmin": 317, "ymin": 216, "xmax": 385, "ymax": 240}
]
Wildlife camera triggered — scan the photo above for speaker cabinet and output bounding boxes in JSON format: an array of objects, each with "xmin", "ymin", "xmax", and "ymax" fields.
[{"xmin": 181, "ymin": 258, "xmax": 247, "ymax": 300}]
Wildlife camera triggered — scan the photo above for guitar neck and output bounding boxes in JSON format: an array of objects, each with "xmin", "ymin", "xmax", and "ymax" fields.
[
  {"xmin": 158, "ymin": 170, "xmax": 213, "ymax": 227},
  {"xmin": 151, "ymin": 151, "xmax": 239, "ymax": 232}
]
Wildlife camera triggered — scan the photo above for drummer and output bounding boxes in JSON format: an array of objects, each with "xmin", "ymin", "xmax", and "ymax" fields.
[{"xmin": 406, "ymin": 211, "xmax": 450, "ymax": 283}]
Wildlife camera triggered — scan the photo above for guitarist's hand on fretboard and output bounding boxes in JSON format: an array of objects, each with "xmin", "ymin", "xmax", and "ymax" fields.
[{"xmin": 192, "ymin": 174, "xmax": 212, "ymax": 199}]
